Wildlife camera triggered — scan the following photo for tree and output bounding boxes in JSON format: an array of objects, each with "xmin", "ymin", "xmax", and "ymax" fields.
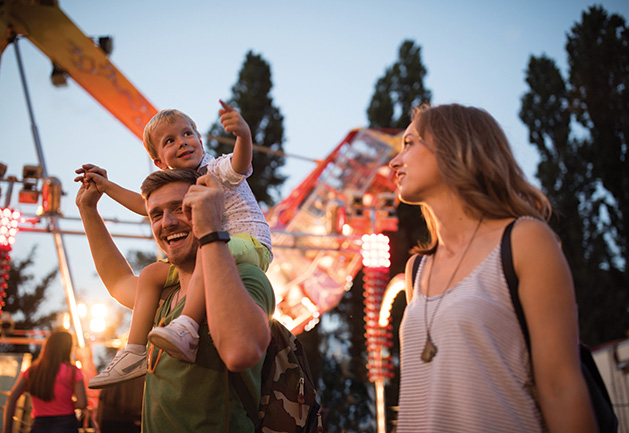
[
  {"xmin": 207, "ymin": 51, "xmax": 287, "ymax": 207},
  {"xmin": 519, "ymin": 6, "xmax": 629, "ymax": 345},
  {"xmin": 367, "ymin": 39, "xmax": 432, "ymax": 129},
  {"xmin": 302, "ymin": 39, "xmax": 434, "ymax": 431},
  {"xmin": 317, "ymin": 275, "xmax": 377, "ymax": 432},
  {"xmin": 1, "ymin": 246, "xmax": 60, "ymax": 353}
]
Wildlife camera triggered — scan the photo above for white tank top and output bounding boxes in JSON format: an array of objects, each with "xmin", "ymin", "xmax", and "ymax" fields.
[{"xmin": 397, "ymin": 241, "xmax": 547, "ymax": 432}]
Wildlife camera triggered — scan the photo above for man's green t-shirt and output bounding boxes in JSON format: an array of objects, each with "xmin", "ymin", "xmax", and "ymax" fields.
[{"xmin": 142, "ymin": 263, "xmax": 275, "ymax": 433}]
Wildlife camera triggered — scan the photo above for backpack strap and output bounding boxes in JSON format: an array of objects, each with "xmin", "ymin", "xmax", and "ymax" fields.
[
  {"xmin": 500, "ymin": 219, "xmax": 531, "ymax": 351},
  {"xmin": 229, "ymin": 371, "xmax": 258, "ymax": 425},
  {"xmin": 411, "ymin": 254, "xmax": 421, "ymax": 282}
]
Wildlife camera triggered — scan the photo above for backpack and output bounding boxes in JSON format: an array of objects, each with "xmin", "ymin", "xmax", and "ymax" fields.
[
  {"xmin": 409, "ymin": 219, "xmax": 619, "ymax": 433},
  {"xmin": 500, "ymin": 220, "xmax": 618, "ymax": 433},
  {"xmin": 231, "ymin": 319, "xmax": 323, "ymax": 433}
]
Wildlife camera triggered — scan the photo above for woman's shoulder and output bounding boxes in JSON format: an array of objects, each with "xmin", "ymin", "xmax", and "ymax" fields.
[
  {"xmin": 60, "ymin": 362, "xmax": 84, "ymax": 381},
  {"xmin": 511, "ymin": 217, "xmax": 557, "ymax": 246}
]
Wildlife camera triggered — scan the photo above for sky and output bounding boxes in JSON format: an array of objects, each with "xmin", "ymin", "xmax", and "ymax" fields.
[{"xmin": 1, "ymin": 0, "xmax": 628, "ymax": 323}]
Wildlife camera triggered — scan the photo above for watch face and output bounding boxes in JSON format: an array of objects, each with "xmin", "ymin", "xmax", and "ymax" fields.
[{"xmin": 217, "ymin": 231, "xmax": 230, "ymax": 242}]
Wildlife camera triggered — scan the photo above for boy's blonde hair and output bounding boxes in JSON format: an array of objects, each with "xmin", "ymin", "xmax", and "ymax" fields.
[{"xmin": 143, "ymin": 109, "xmax": 202, "ymax": 160}]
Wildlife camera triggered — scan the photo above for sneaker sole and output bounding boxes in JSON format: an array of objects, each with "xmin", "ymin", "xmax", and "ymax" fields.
[
  {"xmin": 88, "ymin": 368, "xmax": 146, "ymax": 390},
  {"xmin": 149, "ymin": 333, "xmax": 196, "ymax": 363}
]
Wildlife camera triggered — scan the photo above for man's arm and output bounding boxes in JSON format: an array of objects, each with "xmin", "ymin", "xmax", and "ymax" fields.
[
  {"xmin": 75, "ymin": 178, "xmax": 138, "ymax": 309},
  {"xmin": 184, "ymin": 174, "xmax": 270, "ymax": 372}
]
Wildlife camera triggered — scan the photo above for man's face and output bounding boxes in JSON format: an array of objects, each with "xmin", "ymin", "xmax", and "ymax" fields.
[{"xmin": 146, "ymin": 182, "xmax": 198, "ymax": 268}]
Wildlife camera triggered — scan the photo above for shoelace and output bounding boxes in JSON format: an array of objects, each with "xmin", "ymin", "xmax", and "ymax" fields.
[
  {"xmin": 101, "ymin": 350, "xmax": 128, "ymax": 373},
  {"xmin": 169, "ymin": 320, "xmax": 196, "ymax": 338}
]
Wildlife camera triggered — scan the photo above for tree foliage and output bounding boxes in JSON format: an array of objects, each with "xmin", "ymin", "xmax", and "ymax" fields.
[
  {"xmin": 520, "ymin": 5, "xmax": 629, "ymax": 345},
  {"xmin": 302, "ymin": 39, "xmax": 434, "ymax": 431},
  {"xmin": 317, "ymin": 274, "xmax": 376, "ymax": 432},
  {"xmin": 1, "ymin": 246, "xmax": 60, "ymax": 353},
  {"xmin": 207, "ymin": 51, "xmax": 287, "ymax": 207},
  {"xmin": 367, "ymin": 39, "xmax": 432, "ymax": 129}
]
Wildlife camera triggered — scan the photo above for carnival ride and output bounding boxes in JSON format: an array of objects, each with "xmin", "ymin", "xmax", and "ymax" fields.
[{"xmin": 0, "ymin": 0, "xmax": 403, "ymax": 337}]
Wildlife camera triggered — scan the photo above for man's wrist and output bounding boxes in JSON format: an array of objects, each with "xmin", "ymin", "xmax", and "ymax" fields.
[{"xmin": 198, "ymin": 231, "xmax": 230, "ymax": 247}]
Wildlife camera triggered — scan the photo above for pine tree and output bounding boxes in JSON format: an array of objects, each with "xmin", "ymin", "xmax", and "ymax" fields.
[
  {"xmin": 519, "ymin": 6, "xmax": 629, "ymax": 345},
  {"xmin": 206, "ymin": 51, "xmax": 286, "ymax": 207},
  {"xmin": 367, "ymin": 39, "xmax": 432, "ymax": 129}
]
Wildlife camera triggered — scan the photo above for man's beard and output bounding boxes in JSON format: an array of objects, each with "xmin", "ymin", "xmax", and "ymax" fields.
[{"xmin": 166, "ymin": 244, "xmax": 197, "ymax": 271}]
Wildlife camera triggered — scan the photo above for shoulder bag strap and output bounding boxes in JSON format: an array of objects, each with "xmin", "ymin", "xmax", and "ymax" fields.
[
  {"xmin": 411, "ymin": 254, "xmax": 421, "ymax": 283},
  {"xmin": 500, "ymin": 219, "xmax": 531, "ymax": 351}
]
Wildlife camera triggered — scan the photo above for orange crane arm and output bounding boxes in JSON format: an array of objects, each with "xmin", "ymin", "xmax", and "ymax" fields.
[{"xmin": 1, "ymin": 0, "xmax": 157, "ymax": 139}]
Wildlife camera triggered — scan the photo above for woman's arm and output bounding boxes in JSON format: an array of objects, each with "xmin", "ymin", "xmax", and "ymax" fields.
[
  {"xmin": 3, "ymin": 374, "xmax": 27, "ymax": 433},
  {"xmin": 73, "ymin": 377, "xmax": 87, "ymax": 410},
  {"xmin": 513, "ymin": 219, "xmax": 596, "ymax": 433}
]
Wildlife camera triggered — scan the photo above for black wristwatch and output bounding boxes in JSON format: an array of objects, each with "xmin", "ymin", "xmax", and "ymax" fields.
[{"xmin": 198, "ymin": 231, "xmax": 231, "ymax": 247}]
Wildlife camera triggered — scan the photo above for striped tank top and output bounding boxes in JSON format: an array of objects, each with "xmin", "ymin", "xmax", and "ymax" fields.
[{"xmin": 397, "ymin": 235, "xmax": 547, "ymax": 432}]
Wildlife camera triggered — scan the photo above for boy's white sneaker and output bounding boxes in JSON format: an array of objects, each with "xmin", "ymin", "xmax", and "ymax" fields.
[
  {"xmin": 148, "ymin": 319, "xmax": 199, "ymax": 363},
  {"xmin": 88, "ymin": 348, "xmax": 146, "ymax": 389}
]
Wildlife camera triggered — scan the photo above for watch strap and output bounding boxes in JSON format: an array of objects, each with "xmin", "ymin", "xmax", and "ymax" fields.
[{"xmin": 198, "ymin": 231, "xmax": 230, "ymax": 247}]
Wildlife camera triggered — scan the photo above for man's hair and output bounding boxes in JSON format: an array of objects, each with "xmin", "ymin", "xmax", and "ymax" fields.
[
  {"xmin": 143, "ymin": 109, "xmax": 202, "ymax": 160},
  {"xmin": 141, "ymin": 168, "xmax": 200, "ymax": 201}
]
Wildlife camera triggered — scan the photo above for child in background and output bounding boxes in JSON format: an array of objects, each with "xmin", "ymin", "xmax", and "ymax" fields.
[{"xmin": 75, "ymin": 101, "xmax": 272, "ymax": 389}]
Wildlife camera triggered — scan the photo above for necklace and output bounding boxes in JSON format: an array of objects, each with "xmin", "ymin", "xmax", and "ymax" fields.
[{"xmin": 421, "ymin": 215, "xmax": 484, "ymax": 363}]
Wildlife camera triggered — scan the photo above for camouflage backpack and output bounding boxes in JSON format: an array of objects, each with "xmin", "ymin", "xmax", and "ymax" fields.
[{"xmin": 231, "ymin": 319, "xmax": 322, "ymax": 433}]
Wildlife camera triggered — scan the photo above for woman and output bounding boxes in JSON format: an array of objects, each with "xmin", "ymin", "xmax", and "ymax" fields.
[
  {"xmin": 3, "ymin": 329, "xmax": 87, "ymax": 433},
  {"xmin": 390, "ymin": 104, "xmax": 596, "ymax": 432}
]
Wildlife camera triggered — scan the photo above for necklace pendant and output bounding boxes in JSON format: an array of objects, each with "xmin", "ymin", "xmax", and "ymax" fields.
[{"xmin": 421, "ymin": 335, "xmax": 438, "ymax": 363}]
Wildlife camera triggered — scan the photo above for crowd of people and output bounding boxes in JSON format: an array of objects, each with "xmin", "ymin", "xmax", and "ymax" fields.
[{"xmin": 3, "ymin": 102, "xmax": 598, "ymax": 432}]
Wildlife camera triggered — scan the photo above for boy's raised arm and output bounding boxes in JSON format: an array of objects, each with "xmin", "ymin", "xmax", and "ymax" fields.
[
  {"xmin": 75, "ymin": 164, "xmax": 147, "ymax": 216},
  {"xmin": 218, "ymin": 100, "xmax": 252, "ymax": 175},
  {"xmin": 75, "ymin": 176, "xmax": 138, "ymax": 309}
]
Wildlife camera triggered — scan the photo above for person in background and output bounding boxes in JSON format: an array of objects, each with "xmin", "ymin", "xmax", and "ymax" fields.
[
  {"xmin": 3, "ymin": 329, "xmax": 87, "ymax": 433},
  {"xmin": 94, "ymin": 376, "xmax": 144, "ymax": 433},
  {"xmin": 389, "ymin": 103, "xmax": 597, "ymax": 432}
]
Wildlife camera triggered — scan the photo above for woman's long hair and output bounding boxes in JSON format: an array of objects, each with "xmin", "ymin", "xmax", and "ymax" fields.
[
  {"xmin": 27, "ymin": 329, "xmax": 74, "ymax": 401},
  {"xmin": 411, "ymin": 104, "xmax": 551, "ymax": 254}
]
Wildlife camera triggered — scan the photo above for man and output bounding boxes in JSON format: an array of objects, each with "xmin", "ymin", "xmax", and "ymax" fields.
[{"xmin": 76, "ymin": 168, "xmax": 274, "ymax": 432}]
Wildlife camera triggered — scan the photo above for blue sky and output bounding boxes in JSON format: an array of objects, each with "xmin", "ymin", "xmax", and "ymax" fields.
[{"xmin": 1, "ymin": 0, "xmax": 627, "ymax": 318}]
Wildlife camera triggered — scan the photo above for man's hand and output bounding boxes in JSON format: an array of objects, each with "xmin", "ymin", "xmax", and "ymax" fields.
[
  {"xmin": 75, "ymin": 175, "xmax": 103, "ymax": 210},
  {"xmin": 219, "ymin": 100, "xmax": 252, "ymax": 141},
  {"xmin": 182, "ymin": 173, "xmax": 224, "ymax": 238}
]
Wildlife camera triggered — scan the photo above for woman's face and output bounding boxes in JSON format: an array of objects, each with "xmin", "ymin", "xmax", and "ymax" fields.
[{"xmin": 389, "ymin": 121, "xmax": 441, "ymax": 204}]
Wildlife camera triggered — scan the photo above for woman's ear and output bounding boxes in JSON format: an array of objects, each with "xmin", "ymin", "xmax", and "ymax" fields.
[{"xmin": 153, "ymin": 159, "xmax": 168, "ymax": 170}]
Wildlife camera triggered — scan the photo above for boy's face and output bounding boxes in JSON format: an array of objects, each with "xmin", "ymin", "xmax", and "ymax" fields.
[{"xmin": 152, "ymin": 116, "xmax": 204, "ymax": 170}]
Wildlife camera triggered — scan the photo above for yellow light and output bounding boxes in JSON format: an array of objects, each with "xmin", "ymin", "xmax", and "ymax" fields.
[
  {"xmin": 91, "ymin": 303, "xmax": 108, "ymax": 319},
  {"xmin": 61, "ymin": 312, "xmax": 71, "ymax": 330},
  {"xmin": 77, "ymin": 303, "xmax": 87, "ymax": 318},
  {"xmin": 90, "ymin": 318, "xmax": 106, "ymax": 333},
  {"xmin": 300, "ymin": 296, "xmax": 317, "ymax": 312},
  {"xmin": 360, "ymin": 233, "xmax": 390, "ymax": 268},
  {"xmin": 379, "ymin": 274, "xmax": 406, "ymax": 327}
]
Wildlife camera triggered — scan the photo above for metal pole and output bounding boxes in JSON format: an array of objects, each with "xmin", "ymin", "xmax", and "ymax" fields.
[{"xmin": 13, "ymin": 37, "xmax": 85, "ymax": 347}]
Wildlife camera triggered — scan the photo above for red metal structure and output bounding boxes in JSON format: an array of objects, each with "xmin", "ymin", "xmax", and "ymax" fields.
[{"xmin": 1, "ymin": 0, "xmax": 404, "ymax": 335}]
